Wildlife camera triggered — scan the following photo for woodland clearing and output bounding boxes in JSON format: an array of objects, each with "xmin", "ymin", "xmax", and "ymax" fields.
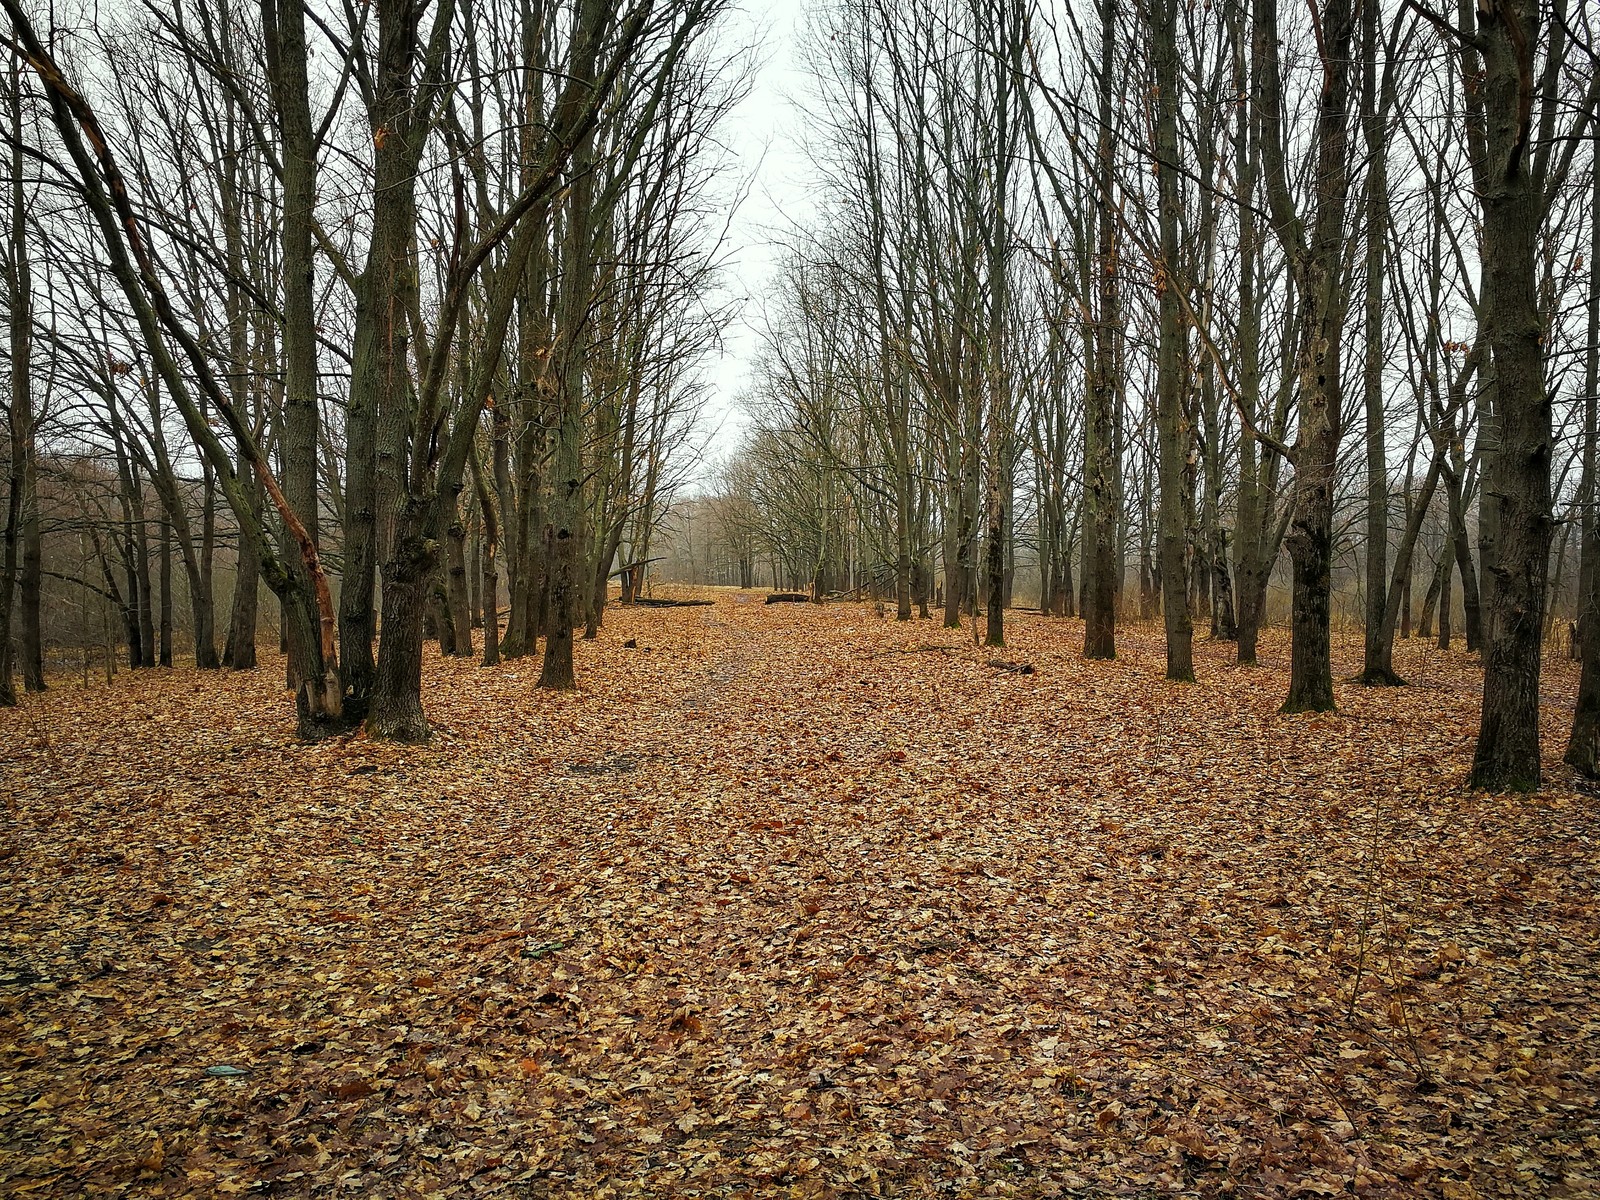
[{"xmin": 1, "ymin": 589, "xmax": 1596, "ymax": 1198}]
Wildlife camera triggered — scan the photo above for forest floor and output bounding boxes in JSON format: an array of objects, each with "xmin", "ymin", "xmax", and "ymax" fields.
[{"xmin": 2, "ymin": 590, "xmax": 1597, "ymax": 1199}]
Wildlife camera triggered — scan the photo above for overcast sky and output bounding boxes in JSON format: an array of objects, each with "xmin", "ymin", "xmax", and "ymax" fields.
[{"xmin": 692, "ymin": 0, "xmax": 821, "ymax": 486}]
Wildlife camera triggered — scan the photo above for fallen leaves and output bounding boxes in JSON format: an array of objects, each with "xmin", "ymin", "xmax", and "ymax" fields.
[{"xmin": 1, "ymin": 591, "xmax": 1597, "ymax": 1197}]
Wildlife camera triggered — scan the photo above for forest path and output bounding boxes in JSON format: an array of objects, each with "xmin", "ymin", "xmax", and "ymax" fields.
[{"xmin": 1, "ymin": 591, "xmax": 1596, "ymax": 1199}]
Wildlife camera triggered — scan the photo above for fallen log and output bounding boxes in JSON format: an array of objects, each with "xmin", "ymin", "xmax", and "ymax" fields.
[{"xmin": 987, "ymin": 659, "xmax": 1036, "ymax": 675}]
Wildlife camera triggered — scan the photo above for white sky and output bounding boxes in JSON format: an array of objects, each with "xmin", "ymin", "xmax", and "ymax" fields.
[{"xmin": 694, "ymin": 0, "xmax": 820, "ymax": 485}]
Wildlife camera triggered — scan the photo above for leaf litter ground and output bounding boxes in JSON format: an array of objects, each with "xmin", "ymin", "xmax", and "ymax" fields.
[{"xmin": 2, "ymin": 590, "xmax": 1597, "ymax": 1198}]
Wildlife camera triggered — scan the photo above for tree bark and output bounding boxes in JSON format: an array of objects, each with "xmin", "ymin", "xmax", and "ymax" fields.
[
  {"xmin": 1443, "ymin": 462, "xmax": 1484, "ymax": 652},
  {"xmin": 1437, "ymin": 549, "xmax": 1453, "ymax": 650},
  {"xmin": 445, "ymin": 484, "xmax": 473, "ymax": 657},
  {"xmin": 368, "ymin": 510, "xmax": 432, "ymax": 741},
  {"xmin": 1257, "ymin": 0, "xmax": 1356, "ymax": 713},
  {"xmin": 262, "ymin": 0, "xmax": 328, "ymax": 697},
  {"xmin": 538, "ymin": 0, "xmax": 605, "ymax": 692},
  {"xmin": 1082, "ymin": 0, "xmax": 1120, "ymax": 661},
  {"xmin": 132, "ymin": 464, "xmax": 157, "ymax": 668},
  {"xmin": 1357, "ymin": 0, "xmax": 1400, "ymax": 686},
  {"xmin": 472, "ymin": 451, "xmax": 501, "ymax": 667},
  {"xmin": 1151, "ymin": 0, "xmax": 1192, "ymax": 681},
  {"xmin": 1469, "ymin": 0, "xmax": 1552, "ymax": 791},
  {"xmin": 1230, "ymin": 5, "xmax": 1273, "ymax": 666},
  {"xmin": 1, "ymin": 63, "xmax": 33, "ymax": 704},
  {"xmin": 1565, "ymin": 164, "xmax": 1600, "ymax": 774},
  {"xmin": 159, "ymin": 518, "xmax": 174, "ymax": 667}
]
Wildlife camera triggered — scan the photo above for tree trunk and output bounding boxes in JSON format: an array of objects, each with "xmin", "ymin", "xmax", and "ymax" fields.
[
  {"xmin": 445, "ymin": 485, "xmax": 473, "ymax": 657},
  {"xmin": 539, "ymin": 0, "xmax": 605, "ymax": 691},
  {"xmin": 1282, "ymin": 413, "xmax": 1338, "ymax": 711},
  {"xmin": 219, "ymin": 81, "xmax": 258, "ymax": 675},
  {"xmin": 468, "ymin": 498, "xmax": 482, "ymax": 628},
  {"xmin": 586, "ymin": 517, "xmax": 627, "ymax": 640},
  {"xmin": 429, "ymin": 563, "xmax": 455, "ymax": 657},
  {"xmin": 1565, "ymin": 165, "xmax": 1600, "ymax": 774},
  {"xmin": 1082, "ymin": 0, "xmax": 1119, "ymax": 661},
  {"xmin": 1437, "ymin": 551, "xmax": 1453, "ymax": 650},
  {"xmin": 226, "ymin": 556, "xmax": 261, "ymax": 669},
  {"xmin": 473, "ymin": 453, "xmax": 501, "ymax": 667},
  {"xmin": 1357, "ymin": 0, "xmax": 1400, "ymax": 686},
  {"xmin": 194, "ymin": 451, "xmax": 218, "ymax": 670},
  {"xmin": 895, "ymin": 461, "xmax": 913, "ymax": 621},
  {"xmin": 984, "ymin": 467, "xmax": 1006, "ymax": 647},
  {"xmin": 1230, "ymin": 7, "xmax": 1269, "ymax": 666},
  {"xmin": 1260, "ymin": 0, "xmax": 1355, "ymax": 715},
  {"xmin": 262, "ymin": 0, "xmax": 330, "ymax": 701},
  {"xmin": 225, "ymin": 433, "xmax": 262, "ymax": 669},
  {"xmin": 1, "ymin": 75, "xmax": 30, "ymax": 704},
  {"xmin": 1371, "ymin": 450, "xmax": 1445, "ymax": 670},
  {"xmin": 1444, "ymin": 466, "xmax": 1484, "ymax": 652},
  {"xmin": 368, "ymin": 512, "xmax": 433, "ymax": 741},
  {"xmin": 942, "ymin": 495, "xmax": 963, "ymax": 629},
  {"xmin": 132, "ymin": 470, "xmax": 157, "ymax": 668},
  {"xmin": 501, "ymin": 434, "xmax": 540, "ymax": 658},
  {"xmin": 18, "ymin": 432, "xmax": 42, "ymax": 692},
  {"xmin": 159, "ymin": 518, "xmax": 174, "ymax": 667},
  {"xmin": 1418, "ymin": 548, "xmax": 1445, "ymax": 640},
  {"xmin": 1469, "ymin": 0, "xmax": 1551, "ymax": 792},
  {"xmin": 339, "ymin": 0, "xmax": 425, "ymax": 716},
  {"xmin": 1212, "ymin": 528, "xmax": 1238, "ymax": 641},
  {"xmin": 1151, "ymin": 0, "xmax": 1193, "ymax": 681},
  {"xmin": 111, "ymin": 427, "xmax": 143, "ymax": 672}
]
